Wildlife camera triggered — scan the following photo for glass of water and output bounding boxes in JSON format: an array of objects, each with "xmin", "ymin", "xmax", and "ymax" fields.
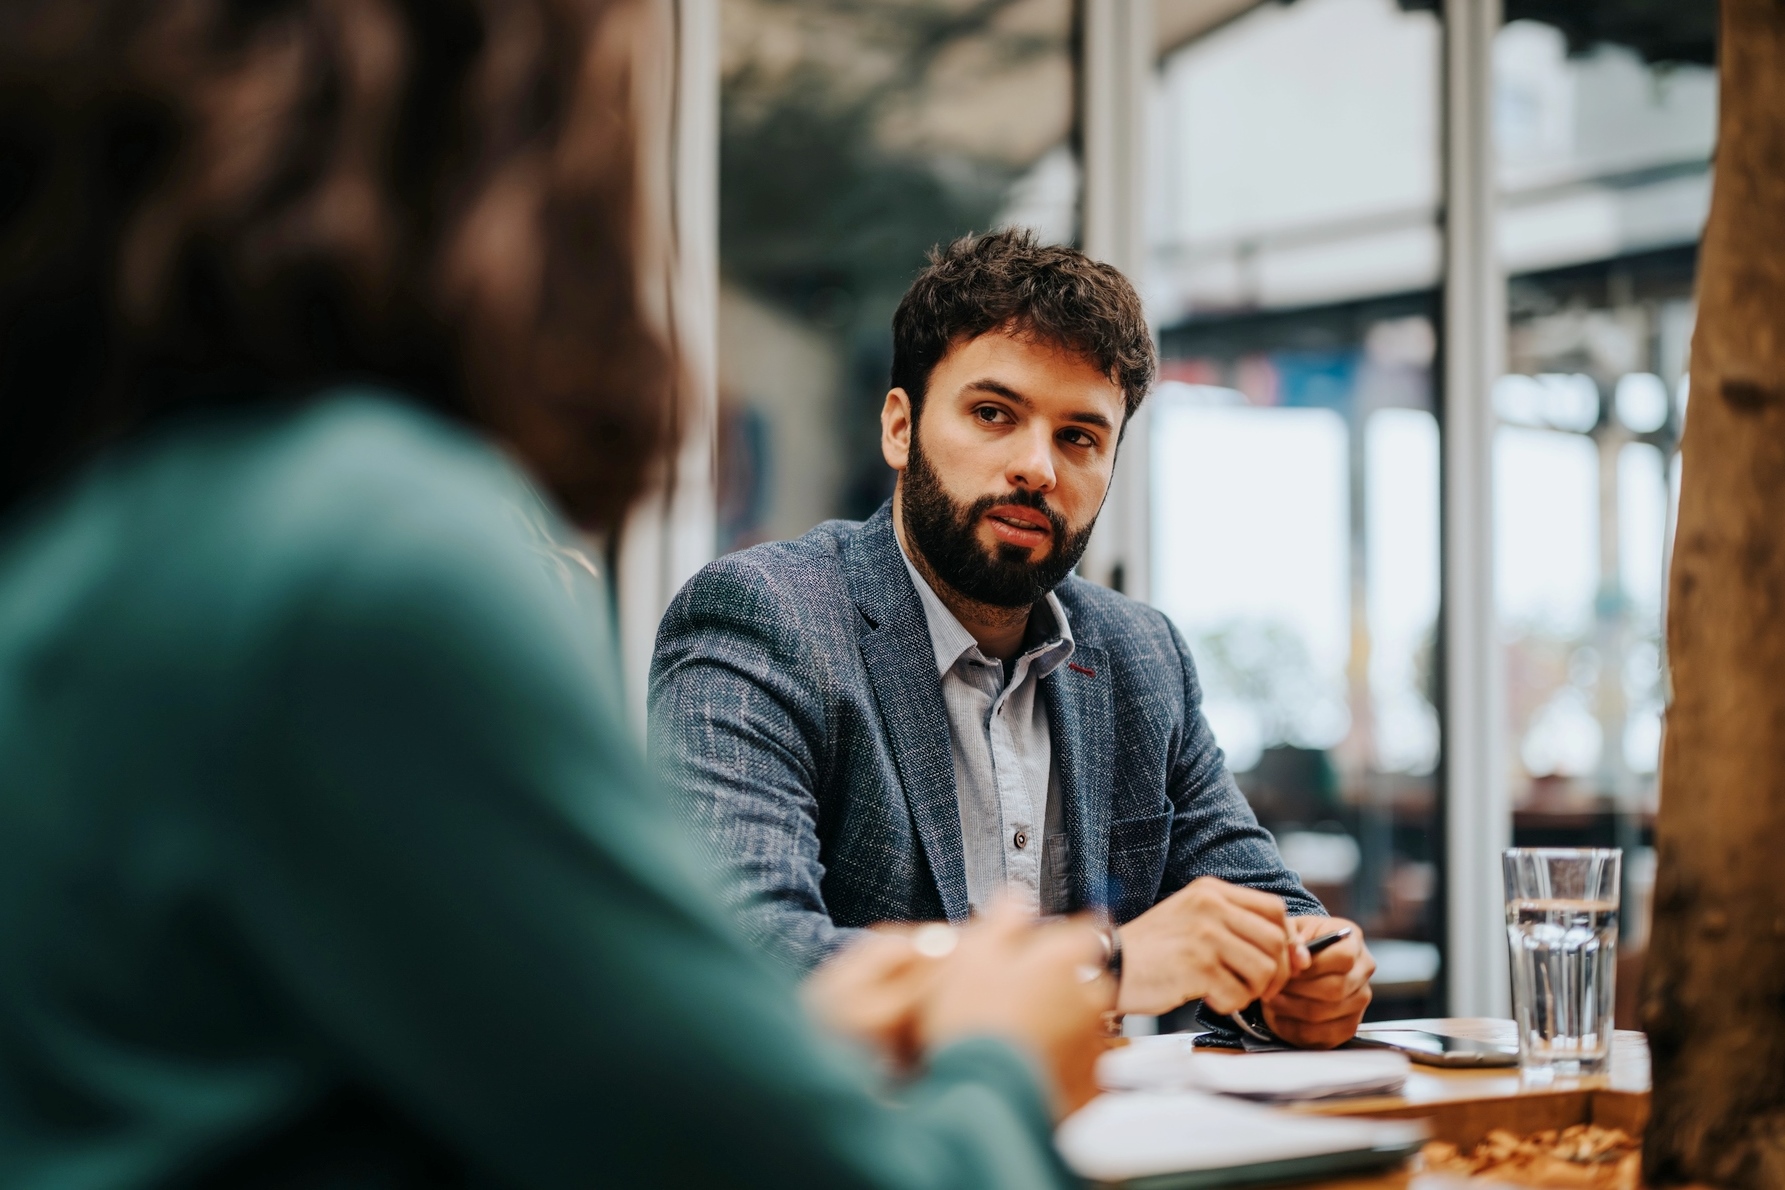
[{"xmin": 1503, "ymin": 848, "xmax": 1621, "ymax": 1079}]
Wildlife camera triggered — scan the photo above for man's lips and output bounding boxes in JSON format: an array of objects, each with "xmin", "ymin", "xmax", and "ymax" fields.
[{"xmin": 984, "ymin": 505, "xmax": 1053, "ymax": 548}]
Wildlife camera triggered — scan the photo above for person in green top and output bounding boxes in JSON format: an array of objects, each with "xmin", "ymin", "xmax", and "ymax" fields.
[{"xmin": 0, "ymin": 3, "xmax": 1112, "ymax": 1187}]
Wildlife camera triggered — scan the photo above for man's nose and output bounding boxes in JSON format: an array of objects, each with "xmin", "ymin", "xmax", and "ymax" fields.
[{"xmin": 1005, "ymin": 426, "xmax": 1056, "ymax": 493}]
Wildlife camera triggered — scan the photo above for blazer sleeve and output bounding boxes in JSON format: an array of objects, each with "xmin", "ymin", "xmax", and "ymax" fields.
[
  {"xmin": 1156, "ymin": 614, "xmax": 1325, "ymax": 919},
  {"xmin": 248, "ymin": 493, "xmax": 1069, "ymax": 1190},
  {"xmin": 648, "ymin": 557, "xmax": 865, "ymax": 972}
]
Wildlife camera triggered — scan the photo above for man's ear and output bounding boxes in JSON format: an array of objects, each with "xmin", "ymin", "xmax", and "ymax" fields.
[{"xmin": 881, "ymin": 388, "xmax": 914, "ymax": 472}]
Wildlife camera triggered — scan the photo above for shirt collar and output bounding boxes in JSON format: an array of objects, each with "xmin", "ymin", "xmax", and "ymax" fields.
[{"xmin": 897, "ymin": 533, "xmax": 1076, "ymax": 679}]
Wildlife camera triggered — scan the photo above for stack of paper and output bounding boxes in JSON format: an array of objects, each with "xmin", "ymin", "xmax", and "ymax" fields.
[
  {"xmin": 1057, "ymin": 1090, "xmax": 1426, "ymax": 1188},
  {"xmin": 1098, "ymin": 1035, "xmax": 1410, "ymax": 1102}
]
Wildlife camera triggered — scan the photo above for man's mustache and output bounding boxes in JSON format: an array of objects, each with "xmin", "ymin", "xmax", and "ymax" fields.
[{"xmin": 964, "ymin": 489, "xmax": 1069, "ymax": 539}]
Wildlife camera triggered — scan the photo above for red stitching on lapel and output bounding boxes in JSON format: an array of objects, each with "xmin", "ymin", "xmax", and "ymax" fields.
[{"xmin": 1068, "ymin": 662, "xmax": 1096, "ymax": 677}]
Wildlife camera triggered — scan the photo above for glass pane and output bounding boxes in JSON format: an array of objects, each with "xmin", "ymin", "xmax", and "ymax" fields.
[
  {"xmin": 718, "ymin": 0, "xmax": 1077, "ymax": 550},
  {"xmin": 1366, "ymin": 409, "xmax": 1440, "ymax": 780},
  {"xmin": 1152, "ymin": 402, "xmax": 1352, "ymax": 774},
  {"xmin": 1149, "ymin": 0, "xmax": 1445, "ymax": 1018},
  {"xmin": 1493, "ymin": 18, "xmax": 1714, "ymax": 1023},
  {"xmin": 1496, "ymin": 425, "xmax": 1601, "ymax": 784}
]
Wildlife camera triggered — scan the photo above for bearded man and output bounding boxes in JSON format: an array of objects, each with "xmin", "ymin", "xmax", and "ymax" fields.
[{"xmin": 649, "ymin": 230, "xmax": 1374, "ymax": 1047}]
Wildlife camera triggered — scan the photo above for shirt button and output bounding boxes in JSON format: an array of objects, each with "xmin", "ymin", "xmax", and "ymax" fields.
[{"xmin": 1013, "ymin": 830, "xmax": 1028, "ymax": 850}]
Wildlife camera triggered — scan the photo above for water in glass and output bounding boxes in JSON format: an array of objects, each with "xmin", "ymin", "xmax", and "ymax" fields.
[
  {"xmin": 1502, "ymin": 848, "xmax": 1621, "ymax": 1079},
  {"xmin": 1507, "ymin": 897, "xmax": 1618, "ymax": 1075}
]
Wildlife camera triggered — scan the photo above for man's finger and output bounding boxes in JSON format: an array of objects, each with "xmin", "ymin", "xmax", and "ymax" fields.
[
  {"xmin": 1290, "ymin": 918, "xmax": 1367, "ymax": 971},
  {"xmin": 1284, "ymin": 1022, "xmax": 1354, "ymax": 1050},
  {"xmin": 1280, "ymin": 970, "xmax": 1350, "ymax": 999},
  {"xmin": 1217, "ymin": 882, "xmax": 1291, "ymax": 924},
  {"xmin": 1219, "ymin": 946, "xmax": 1275, "ymax": 1000},
  {"xmin": 1295, "ymin": 943, "xmax": 1360, "ymax": 976},
  {"xmin": 1278, "ymin": 963, "xmax": 1373, "ymax": 1006},
  {"xmin": 1224, "ymin": 917, "xmax": 1299, "ymax": 1001},
  {"xmin": 1215, "ymin": 898, "xmax": 1298, "ymax": 959},
  {"xmin": 1265, "ymin": 991, "xmax": 1367, "ymax": 1023},
  {"xmin": 1202, "ymin": 967, "xmax": 1256, "ymax": 1015},
  {"xmin": 1303, "ymin": 941, "xmax": 1358, "ymax": 972},
  {"xmin": 1260, "ymin": 947, "xmax": 1294, "ymax": 1002},
  {"xmin": 1277, "ymin": 952, "xmax": 1373, "ymax": 999},
  {"xmin": 1305, "ymin": 953, "xmax": 1374, "ymax": 998}
]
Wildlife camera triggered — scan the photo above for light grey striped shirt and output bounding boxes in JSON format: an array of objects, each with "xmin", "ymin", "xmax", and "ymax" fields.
[{"xmin": 899, "ymin": 541, "xmax": 1076, "ymax": 915}]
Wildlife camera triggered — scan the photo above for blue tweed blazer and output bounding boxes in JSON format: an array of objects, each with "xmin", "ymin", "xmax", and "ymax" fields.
[{"xmin": 649, "ymin": 503, "xmax": 1319, "ymax": 972}]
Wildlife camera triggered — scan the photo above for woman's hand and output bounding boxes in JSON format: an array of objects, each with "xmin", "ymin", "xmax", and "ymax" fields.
[
  {"xmin": 802, "ymin": 926, "xmax": 939, "ymax": 1068},
  {"xmin": 919, "ymin": 902, "xmax": 1114, "ymax": 1117},
  {"xmin": 805, "ymin": 904, "xmax": 1113, "ymax": 1116}
]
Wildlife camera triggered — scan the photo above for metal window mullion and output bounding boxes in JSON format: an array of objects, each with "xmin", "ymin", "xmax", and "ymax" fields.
[
  {"xmin": 616, "ymin": 0, "xmax": 720, "ymax": 735},
  {"xmin": 1441, "ymin": 0, "xmax": 1510, "ymax": 1018},
  {"xmin": 1080, "ymin": 0, "xmax": 1155, "ymax": 602}
]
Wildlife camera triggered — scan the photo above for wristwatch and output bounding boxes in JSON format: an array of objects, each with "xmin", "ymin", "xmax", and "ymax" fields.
[{"xmin": 1097, "ymin": 921, "xmax": 1124, "ymax": 986}]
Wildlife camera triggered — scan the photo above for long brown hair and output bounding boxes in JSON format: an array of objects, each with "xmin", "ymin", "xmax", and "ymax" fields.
[{"xmin": 0, "ymin": 0, "xmax": 678, "ymax": 532}]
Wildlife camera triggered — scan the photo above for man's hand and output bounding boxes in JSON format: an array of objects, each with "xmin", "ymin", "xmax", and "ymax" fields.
[
  {"xmin": 1114, "ymin": 877, "xmax": 1304, "ymax": 1015},
  {"xmin": 1261, "ymin": 915, "xmax": 1375, "ymax": 1049}
]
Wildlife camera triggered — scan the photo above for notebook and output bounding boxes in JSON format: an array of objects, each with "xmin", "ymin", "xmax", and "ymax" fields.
[
  {"xmin": 1056, "ymin": 1090, "xmax": 1426, "ymax": 1189},
  {"xmin": 1098, "ymin": 1035, "xmax": 1410, "ymax": 1101}
]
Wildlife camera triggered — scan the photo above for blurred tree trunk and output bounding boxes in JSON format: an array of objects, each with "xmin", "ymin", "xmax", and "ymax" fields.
[{"xmin": 1641, "ymin": 1, "xmax": 1785, "ymax": 1186}]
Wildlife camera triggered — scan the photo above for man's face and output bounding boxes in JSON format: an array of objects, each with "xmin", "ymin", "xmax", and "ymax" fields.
[{"xmin": 882, "ymin": 329, "xmax": 1127, "ymax": 607}]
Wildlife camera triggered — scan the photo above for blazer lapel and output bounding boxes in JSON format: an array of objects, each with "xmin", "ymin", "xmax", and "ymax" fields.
[
  {"xmin": 1044, "ymin": 643, "xmax": 1113, "ymax": 914},
  {"xmin": 844, "ymin": 505, "xmax": 971, "ymax": 922}
]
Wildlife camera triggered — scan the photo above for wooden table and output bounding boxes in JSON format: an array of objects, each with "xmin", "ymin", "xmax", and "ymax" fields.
[{"xmin": 1244, "ymin": 1018, "xmax": 1651, "ymax": 1188}]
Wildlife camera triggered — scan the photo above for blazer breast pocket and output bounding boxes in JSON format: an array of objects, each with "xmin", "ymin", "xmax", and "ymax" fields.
[
  {"xmin": 1106, "ymin": 808, "xmax": 1172, "ymax": 859},
  {"xmin": 1104, "ymin": 809, "xmax": 1172, "ymax": 916}
]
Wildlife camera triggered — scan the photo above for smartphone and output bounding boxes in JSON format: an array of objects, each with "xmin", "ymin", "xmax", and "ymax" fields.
[{"xmin": 1354, "ymin": 1028, "xmax": 1519, "ymax": 1068}]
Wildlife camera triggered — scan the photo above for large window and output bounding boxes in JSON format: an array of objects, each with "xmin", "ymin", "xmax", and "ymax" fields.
[
  {"xmin": 718, "ymin": 0, "xmax": 1078, "ymax": 550},
  {"xmin": 715, "ymin": 0, "xmax": 1711, "ymax": 1023},
  {"xmin": 1148, "ymin": 2, "xmax": 1713, "ymax": 1021},
  {"xmin": 1492, "ymin": 21, "xmax": 1713, "ymax": 1024},
  {"xmin": 1148, "ymin": 0, "xmax": 1445, "ymax": 1018}
]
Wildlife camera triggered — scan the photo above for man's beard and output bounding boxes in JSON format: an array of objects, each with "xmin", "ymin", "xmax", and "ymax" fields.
[{"xmin": 900, "ymin": 432, "xmax": 1098, "ymax": 609}]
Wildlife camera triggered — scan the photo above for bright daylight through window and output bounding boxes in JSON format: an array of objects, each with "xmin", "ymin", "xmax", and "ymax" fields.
[{"xmin": 1145, "ymin": 0, "xmax": 1713, "ymax": 1021}]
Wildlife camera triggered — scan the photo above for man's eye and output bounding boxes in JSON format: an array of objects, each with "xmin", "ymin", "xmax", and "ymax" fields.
[
  {"xmin": 1060, "ymin": 429, "xmax": 1095, "ymax": 447},
  {"xmin": 974, "ymin": 406, "xmax": 1008, "ymax": 423}
]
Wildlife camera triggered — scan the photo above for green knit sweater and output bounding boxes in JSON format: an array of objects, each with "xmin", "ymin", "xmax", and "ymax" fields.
[{"xmin": 0, "ymin": 392, "xmax": 1069, "ymax": 1189}]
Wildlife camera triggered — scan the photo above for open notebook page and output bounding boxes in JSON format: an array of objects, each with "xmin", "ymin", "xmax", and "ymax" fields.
[{"xmin": 1056, "ymin": 1091, "xmax": 1425, "ymax": 1186}]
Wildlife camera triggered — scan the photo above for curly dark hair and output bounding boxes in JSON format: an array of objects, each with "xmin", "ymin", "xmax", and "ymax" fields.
[
  {"xmin": 0, "ymin": 0, "xmax": 677, "ymax": 532},
  {"xmin": 889, "ymin": 228, "xmax": 1155, "ymax": 427}
]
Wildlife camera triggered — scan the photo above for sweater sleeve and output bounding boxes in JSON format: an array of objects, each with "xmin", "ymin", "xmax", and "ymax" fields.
[{"xmin": 225, "ymin": 480, "xmax": 1071, "ymax": 1190}]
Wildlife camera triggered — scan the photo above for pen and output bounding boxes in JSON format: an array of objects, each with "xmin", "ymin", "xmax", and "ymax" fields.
[
  {"xmin": 1303, "ymin": 926, "xmax": 1354, "ymax": 956},
  {"xmin": 1230, "ymin": 926, "xmax": 1353, "ymax": 1043}
]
